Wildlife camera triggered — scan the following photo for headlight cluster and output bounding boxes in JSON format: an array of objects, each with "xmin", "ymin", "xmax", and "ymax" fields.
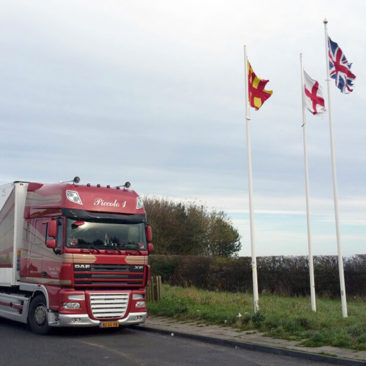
[
  {"xmin": 63, "ymin": 302, "xmax": 81, "ymax": 310},
  {"xmin": 135, "ymin": 301, "xmax": 146, "ymax": 308},
  {"xmin": 66, "ymin": 190, "xmax": 83, "ymax": 205},
  {"xmin": 68, "ymin": 294, "xmax": 85, "ymax": 301},
  {"xmin": 136, "ymin": 196, "xmax": 144, "ymax": 209}
]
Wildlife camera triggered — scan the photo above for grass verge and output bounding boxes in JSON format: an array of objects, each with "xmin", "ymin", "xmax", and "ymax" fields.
[{"xmin": 147, "ymin": 284, "xmax": 366, "ymax": 351}]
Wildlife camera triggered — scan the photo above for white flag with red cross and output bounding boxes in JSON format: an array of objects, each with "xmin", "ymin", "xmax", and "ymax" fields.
[{"xmin": 304, "ymin": 71, "xmax": 326, "ymax": 115}]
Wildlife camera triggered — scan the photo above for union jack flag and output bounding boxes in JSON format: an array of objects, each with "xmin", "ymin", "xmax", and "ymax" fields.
[{"xmin": 328, "ymin": 37, "xmax": 356, "ymax": 93}]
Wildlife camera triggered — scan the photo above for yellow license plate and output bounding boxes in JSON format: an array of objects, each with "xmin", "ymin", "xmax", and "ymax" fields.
[{"xmin": 100, "ymin": 321, "xmax": 119, "ymax": 328}]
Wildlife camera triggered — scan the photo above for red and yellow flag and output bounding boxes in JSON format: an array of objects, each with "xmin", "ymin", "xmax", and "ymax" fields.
[{"xmin": 247, "ymin": 61, "xmax": 273, "ymax": 110}]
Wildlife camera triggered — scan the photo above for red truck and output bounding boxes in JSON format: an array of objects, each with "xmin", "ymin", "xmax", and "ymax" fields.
[{"xmin": 0, "ymin": 179, "xmax": 153, "ymax": 334}]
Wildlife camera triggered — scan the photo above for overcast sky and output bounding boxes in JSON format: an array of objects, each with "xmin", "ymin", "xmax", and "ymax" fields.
[{"xmin": 1, "ymin": 0, "xmax": 365, "ymax": 256}]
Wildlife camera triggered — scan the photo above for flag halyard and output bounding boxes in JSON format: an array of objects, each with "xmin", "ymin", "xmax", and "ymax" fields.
[{"xmin": 247, "ymin": 61, "xmax": 273, "ymax": 110}]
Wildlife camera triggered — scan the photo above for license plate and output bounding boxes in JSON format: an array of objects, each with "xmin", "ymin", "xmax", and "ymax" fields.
[{"xmin": 100, "ymin": 321, "xmax": 119, "ymax": 328}]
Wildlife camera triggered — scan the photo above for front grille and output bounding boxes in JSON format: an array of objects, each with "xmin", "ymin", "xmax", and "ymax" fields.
[
  {"xmin": 74, "ymin": 264, "xmax": 145, "ymax": 288},
  {"xmin": 75, "ymin": 274, "xmax": 143, "ymax": 279},
  {"xmin": 89, "ymin": 293, "xmax": 129, "ymax": 319},
  {"xmin": 89, "ymin": 264, "xmax": 144, "ymax": 272}
]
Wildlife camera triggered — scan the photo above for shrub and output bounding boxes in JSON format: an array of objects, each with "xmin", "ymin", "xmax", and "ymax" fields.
[{"xmin": 149, "ymin": 255, "xmax": 366, "ymax": 298}]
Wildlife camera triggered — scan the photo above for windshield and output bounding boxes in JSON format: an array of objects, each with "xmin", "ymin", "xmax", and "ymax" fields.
[{"xmin": 66, "ymin": 219, "xmax": 147, "ymax": 251}]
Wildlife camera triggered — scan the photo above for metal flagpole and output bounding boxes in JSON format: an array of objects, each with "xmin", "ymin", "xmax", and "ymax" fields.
[
  {"xmin": 300, "ymin": 53, "xmax": 316, "ymax": 312},
  {"xmin": 244, "ymin": 45, "xmax": 259, "ymax": 313},
  {"xmin": 323, "ymin": 19, "xmax": 348, "ymax": 318}
]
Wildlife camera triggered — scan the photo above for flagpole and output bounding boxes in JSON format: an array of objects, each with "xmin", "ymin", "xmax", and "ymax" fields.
[
  {"xmin": 244, "ymin": 45, "xmax": 259, "ymax": 313},
  {"xmin": 300, "ymin": 53, "xmax": 316, "ymax": 312},
  {"xmin": 323, "ymin": 19, "xmax": 348, "ymax": 318}
]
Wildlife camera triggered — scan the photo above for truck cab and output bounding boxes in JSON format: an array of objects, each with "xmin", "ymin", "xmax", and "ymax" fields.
[{"xmin": 0, "ymin": 181, "xmax": 153, "ymax": 333}]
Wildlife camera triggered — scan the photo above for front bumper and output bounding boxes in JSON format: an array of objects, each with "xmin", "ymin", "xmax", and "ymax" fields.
[{"xmin": 48, "ymin": 311, "xmax": 147, "ymax": 327}]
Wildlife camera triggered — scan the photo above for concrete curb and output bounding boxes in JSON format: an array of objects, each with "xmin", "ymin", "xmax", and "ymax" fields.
[{"xmin": 131, "ymin": 325, "xmax": 366, "ymax": 366}]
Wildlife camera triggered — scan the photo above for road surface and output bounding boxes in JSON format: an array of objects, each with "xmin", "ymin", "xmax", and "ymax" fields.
[{"xmin": 0, "ymin": 318, "xmax": 336, "ymax": 366}]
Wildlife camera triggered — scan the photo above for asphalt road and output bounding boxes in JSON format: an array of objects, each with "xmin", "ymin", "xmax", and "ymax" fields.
[{"xmin": 0, "ymin": 318, "xmax": 336, "ymax": 366}]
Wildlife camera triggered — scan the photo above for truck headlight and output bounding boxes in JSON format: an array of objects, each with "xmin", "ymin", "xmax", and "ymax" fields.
[
  {"xmin": 68, "ymin": 294, "xmax": 85, "ymax": 301},
  {"xmin": 135, "ymin": 301, "xmax": 146, "ymax": 308},
  {"xmin": 132, "ymin": 294, "xmax": 144, "ymax": 300},
  {"xmin": 136, "ymin": 196, "xmax": 144, "ymax": 209},
  {"xmin": 66, "ymin": 190, "xmax": 83, "ymax": 205},
  {"xmin": 63, "ymin": 302, "xmax": 81, "ymax": 309}
]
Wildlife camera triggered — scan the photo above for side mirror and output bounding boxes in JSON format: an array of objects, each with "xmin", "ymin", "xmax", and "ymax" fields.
[
  {"xmin": 72, "ymin": 220, "xmax": 85, "ymax": 228},
  {"xmin": 46, "ymin": 239, "xmax": 57, "ymax": 249},
  {"xmin": 146, "ymin": 225, "xmax": 152, "ymax": 243},
  {"xmin": 48, "ymin": 220, "xmax": 58, "ymax": 238},
  {"xmin": 147, "ymin": 243, "xmax": 154, "ymax": 253}
]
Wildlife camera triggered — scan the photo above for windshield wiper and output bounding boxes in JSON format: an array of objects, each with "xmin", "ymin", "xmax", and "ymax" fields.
[
  {"xmin": 126, "ymin": 242, "xmax": 143, "ymax": 254},
  {"xmin": 89, "ymin": 245, "xmax": 100, "ymax": 253},
  {"xmin": 104, "ymin": 246, "xmax": 122, "ymax": 254}
]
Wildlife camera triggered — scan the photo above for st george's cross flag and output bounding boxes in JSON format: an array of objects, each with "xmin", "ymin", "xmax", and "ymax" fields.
[
  {"xmin": 304, "ymin": 71, "xmax": 326, "ymax": 115},
  {"xmin": 328, "ymin": 37, "xmax": 356, "ymax": 94},
  {"xmin": 247, "ymin": 61, "xmax": 273, "ymax": 110}
]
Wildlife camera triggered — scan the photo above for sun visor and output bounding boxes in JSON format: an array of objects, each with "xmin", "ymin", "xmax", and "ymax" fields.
[{"xmin": 62, "ymin": 208, "xmax": 146, "ymax": 224}]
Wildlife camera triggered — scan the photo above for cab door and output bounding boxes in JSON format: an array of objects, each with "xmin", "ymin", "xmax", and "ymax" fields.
[
  {"xmin": 27, "ymin": 218, "xmax": 46, "ymax": 280},
  {"xmin": 42, "ymin": 218, "xmax": 64, "ymax": 282}
]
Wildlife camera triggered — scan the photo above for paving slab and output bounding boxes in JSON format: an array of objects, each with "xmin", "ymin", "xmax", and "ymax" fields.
[{"xmin": 134, "ymin": 316, "xmax": 366, "ymax": 365}]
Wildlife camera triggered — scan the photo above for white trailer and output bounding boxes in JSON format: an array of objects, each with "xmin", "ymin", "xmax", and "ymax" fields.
[
  {"xmin": 0, "ymin": 182, "xmax": 33, "ymax": 324},
  {"xmin": 0, "ymin": 183, "xmax": 29, "ymax": 284}
]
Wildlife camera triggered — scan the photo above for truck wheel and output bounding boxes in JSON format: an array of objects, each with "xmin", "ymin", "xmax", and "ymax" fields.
[{"xmin": 28, "ymin": 295, "xmax": 51, "ymax": 334}]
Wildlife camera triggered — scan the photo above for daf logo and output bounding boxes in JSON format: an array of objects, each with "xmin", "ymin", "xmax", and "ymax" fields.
[{"xmin": 74, "ymin": 264, "xmax": 91, "ymax": 270}]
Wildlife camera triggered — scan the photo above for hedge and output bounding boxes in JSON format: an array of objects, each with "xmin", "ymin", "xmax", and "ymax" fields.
[{"xmin": 149, "ymin": 255, "xmax": 366, "ymax": 298}]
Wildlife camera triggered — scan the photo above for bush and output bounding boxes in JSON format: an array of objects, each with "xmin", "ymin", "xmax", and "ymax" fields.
[{"xmin": 149, "ymin": 255, "xmax": 366, "ymax": 298}]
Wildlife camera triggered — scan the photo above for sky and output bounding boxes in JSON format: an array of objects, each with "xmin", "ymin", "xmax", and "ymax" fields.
[{"xmin": 0, "ymin": 0, "xmax": 365, "ymax": 257}]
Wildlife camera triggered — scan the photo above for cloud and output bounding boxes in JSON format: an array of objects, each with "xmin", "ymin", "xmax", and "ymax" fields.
[{"xmin": 0, "ymin": 0, "xmax": 365, "ymax": 256}]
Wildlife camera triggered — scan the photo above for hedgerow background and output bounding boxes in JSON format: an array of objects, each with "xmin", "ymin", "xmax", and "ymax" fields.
[{"xmin": 149, "ymin": 255, "xmax": 366, "ymax": 298}]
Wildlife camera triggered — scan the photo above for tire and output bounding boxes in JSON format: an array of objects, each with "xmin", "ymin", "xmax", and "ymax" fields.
[{"xmin": 28, "ymin": 294, "xmax": 51, "ymax": 335}]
